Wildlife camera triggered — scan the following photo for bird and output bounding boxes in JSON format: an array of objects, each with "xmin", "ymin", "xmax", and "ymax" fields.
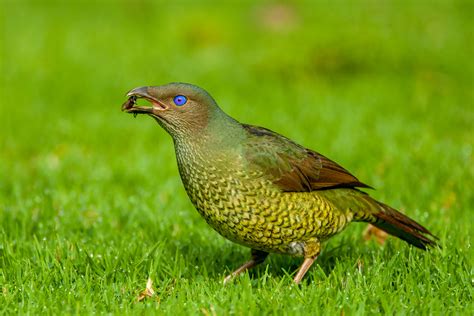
[{"xmin": 121, "ymin": 82, "xmax": 438, "ymax": 284}]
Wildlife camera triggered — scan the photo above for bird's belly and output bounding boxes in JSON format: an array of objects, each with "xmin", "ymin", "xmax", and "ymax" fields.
[{"xmin": 184, "ymin": 176, "xmax": 352, "ymax": 255}]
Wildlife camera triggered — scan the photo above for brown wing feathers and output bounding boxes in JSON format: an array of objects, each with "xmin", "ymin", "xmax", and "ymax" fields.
[
  {"xmin": 243, "ymin": 124, "xmax": 371, "ymax": 192},
  {"xmin": 275, "ymin": 149, "xmax": 371, "ymax": 192},
  {"xmin": 312, "ymin": 151, "xmax": 372, "ymax": 190}
]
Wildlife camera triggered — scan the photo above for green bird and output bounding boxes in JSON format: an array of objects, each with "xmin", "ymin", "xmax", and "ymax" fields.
[{"xmin": 122, "ymin": 83, "xmax": 437, "ymax": 284}]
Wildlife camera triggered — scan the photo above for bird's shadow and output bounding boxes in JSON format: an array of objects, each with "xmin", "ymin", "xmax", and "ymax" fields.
[{"xmin": 173, "ymin": 235, "xmax": 376, "ymax": 284}]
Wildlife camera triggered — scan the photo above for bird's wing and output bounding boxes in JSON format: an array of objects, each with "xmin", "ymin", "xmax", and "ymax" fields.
[{"xmin": 242, "ymin": 124, "xmax": 371, "ymax": 192}]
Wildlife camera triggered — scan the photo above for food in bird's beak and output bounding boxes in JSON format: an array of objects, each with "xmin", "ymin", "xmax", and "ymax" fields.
[{"xmin": 122, "ymin": 95, "xmax": 137, "ymax": 111}]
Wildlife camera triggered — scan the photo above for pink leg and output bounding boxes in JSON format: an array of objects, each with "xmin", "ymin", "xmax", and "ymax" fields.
[
  {"xmin": 223, "ymin": 249, "xmax": 268, "ymax": 284},
  {"xmin": 293, "ymin": 254, "xmax": 319, "ymax": 284}
]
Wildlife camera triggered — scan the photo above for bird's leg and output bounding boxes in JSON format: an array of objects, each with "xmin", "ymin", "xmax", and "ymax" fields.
[
  {"xmin": 293, "ymin": 255, "xmax": 319, "ymax": 284},
  {"xmin": 293, "ymin": 239, "xmax": 321, "ymax": 284},
  {"xmin": 223, "ymin": 249, "xmax": 268, "ymax": 284}
]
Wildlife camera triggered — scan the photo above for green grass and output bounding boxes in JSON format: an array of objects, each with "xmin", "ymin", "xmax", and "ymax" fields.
[{"xmin": 1, "ymin": 1, "xmax": 473, "ymax": 314}]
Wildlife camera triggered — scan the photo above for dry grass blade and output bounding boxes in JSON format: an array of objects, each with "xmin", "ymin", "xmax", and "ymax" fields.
[{"xmin": 200, "ymin": 305, "xmax": 217, "ymax": 316}]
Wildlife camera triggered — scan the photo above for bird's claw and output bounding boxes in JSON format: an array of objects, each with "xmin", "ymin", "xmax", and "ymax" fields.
[{"xmin": 223, "ymin": 274, "xmax": 232, "ymax": 285}]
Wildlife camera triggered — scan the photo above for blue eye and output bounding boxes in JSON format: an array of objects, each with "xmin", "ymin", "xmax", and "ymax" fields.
[{"xmin": 173, "ymin": 95, "xmax": 187, "ymax": 106}]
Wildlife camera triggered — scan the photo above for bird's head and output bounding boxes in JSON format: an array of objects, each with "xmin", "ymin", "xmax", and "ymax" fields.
[{"xmin": 122, "ymin": 83, "xmax": 226, "ymax": 138}]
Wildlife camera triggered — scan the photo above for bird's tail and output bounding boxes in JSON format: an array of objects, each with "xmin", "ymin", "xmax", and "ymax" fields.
[{"xmin": 354, "ymin": 195, "xmax": 438, "ymax": 250}]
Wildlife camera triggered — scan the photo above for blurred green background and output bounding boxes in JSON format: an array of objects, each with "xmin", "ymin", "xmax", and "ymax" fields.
[{"xmin": 1, "ymin": 1, "xmax": 473, "ymax": 314}]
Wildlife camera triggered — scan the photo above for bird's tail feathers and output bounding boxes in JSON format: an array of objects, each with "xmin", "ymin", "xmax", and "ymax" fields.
[{"xmin": 358, "ymin": 197, "xmax": 438, "ymax": 250}]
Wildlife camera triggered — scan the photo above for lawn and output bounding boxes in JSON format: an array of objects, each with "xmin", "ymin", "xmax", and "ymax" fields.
[{"xmin": 1, "ymin": 1, "xmax": 473, "ymax": 314}]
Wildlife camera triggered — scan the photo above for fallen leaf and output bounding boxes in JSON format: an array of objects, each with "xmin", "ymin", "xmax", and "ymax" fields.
[
  {"xmin": 442, "ymin": 191, "xmax": 456, "ymax": 210},
  {"xmin": 137, "ymin": 278, "xmax": 158, "ymax": 302},
  {"xmin": 363, "ymin": 224, "xmax": 388, "ymax": 245}
]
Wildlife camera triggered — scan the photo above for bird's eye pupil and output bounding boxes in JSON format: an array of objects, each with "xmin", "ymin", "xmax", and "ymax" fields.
[{"xmin": 173, "ymin": 95, "xmax": 187, "ymax": 106}]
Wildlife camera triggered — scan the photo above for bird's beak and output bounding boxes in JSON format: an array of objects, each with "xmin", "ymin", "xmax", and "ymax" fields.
[{"xmin": 121, "ymin": 86, "xmax": 168, "ymax": 116}]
